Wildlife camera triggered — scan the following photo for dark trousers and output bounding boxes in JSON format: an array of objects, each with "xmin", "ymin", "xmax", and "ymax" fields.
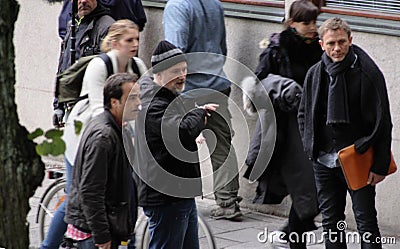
[
  {"xmin": 143, "ymin": 199, "xmax": 199, "ymax": 249},
  {"xmin": 287, "ymin": 205, "xmax": 317, "ymax": 249},
  {"xmin": 313, "ymin": 162, "xmax": 382, "ymax": 249},
  {"xmin": 191, "ymin": 87, "xmax": 240, "ymax": 207}
]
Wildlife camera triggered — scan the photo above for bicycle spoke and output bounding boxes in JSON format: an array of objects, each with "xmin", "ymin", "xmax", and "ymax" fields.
[{"xmin": 39, "ymin": 203, "xmax": 55, "ymax": 218}]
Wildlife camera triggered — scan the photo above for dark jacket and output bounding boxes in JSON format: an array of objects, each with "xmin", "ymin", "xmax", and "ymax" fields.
[
  {"xmin": 244, "ymin": 28, "xmax": 322, "ymax": 219},
  {"xmin": 58, "ymin": 0, "xmax": 146, "ymax": 39},
  {"xmin": 134, "ymin": 76, "xmax": 206, "ymax": 207},
  {"xmin": 65, "ymin": 110, "xmax": 136, "ymax": 244},
  {"xmin": 54, "ymin": 4, "xmax": 114, "ymax": 108},
  {"xmin": 254, "ymin": 29, "xmax": 322, "ymax": 84},
  {"xmin": 58, "ymin": 0, "xmax": 72, "ymax": 40},
  {"xmin": 57, "ymin": 4, "xmax": 115, "ymax": 74},
  {"xmin": 102, "ymin": 0, "xmax": 147, "ymax": 31},
  {"xmin": 298, "ymin": 45, "xmax": 393, "ymax": 175}
]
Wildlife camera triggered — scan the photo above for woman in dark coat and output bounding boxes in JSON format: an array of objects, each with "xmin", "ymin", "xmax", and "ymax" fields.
[{"xmin": 244, "ymin": 1, "xmax": 322, "ymax": 248}]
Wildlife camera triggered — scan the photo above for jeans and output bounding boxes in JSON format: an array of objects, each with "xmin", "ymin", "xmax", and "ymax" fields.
[
  {"xmin": 77, "ymin": 238, "xmax": 121, "ymax": 249},
  {"xmin": 41, "ymin": 159, "xmax": 73, "ymax": 249},
  {"xmin": 143, "ymin": 199, "xmax": 199, "ymax": 249},
  {"xmin": 313, "ymin": 162, "xmax": 382, "ymax": 249},
  {"xmin": 77, "ymin": 238, "xmax": 96, "ymax": 249}
]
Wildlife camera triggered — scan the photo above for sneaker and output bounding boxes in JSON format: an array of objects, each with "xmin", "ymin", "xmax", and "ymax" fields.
[{"xmin": 210, "ymin": 202, "xmax": 242, "ymax": 220}]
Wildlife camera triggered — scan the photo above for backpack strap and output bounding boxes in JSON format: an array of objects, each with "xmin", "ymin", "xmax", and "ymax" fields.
[
  {"xmin": 99, "ymin": 53, "xmax": 141, "ymax": 79},
  {"xmin": 130, "ymin": 58, "xmax": 141, "ymax": 77},
  {"xmin": 99, "ymin": 53, "xmax": 113, "ymax": 78}
]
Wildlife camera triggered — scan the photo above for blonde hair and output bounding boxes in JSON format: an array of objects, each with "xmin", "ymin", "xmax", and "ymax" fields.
[{"xmin": 100, "ymin": 19, "xmax": 139, "ymax": 52}]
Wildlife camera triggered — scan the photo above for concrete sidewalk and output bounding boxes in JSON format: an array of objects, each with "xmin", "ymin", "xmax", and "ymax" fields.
[
  {"xmin": 29, "ymin": 180, "xmax": 399, "ymax": 249},
  {"xmin": 195, "ymin": 198, "xmax": 399, "ymax": 249}
]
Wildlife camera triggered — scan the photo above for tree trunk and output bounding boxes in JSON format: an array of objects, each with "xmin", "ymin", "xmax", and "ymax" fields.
[{"xmin": 0, "ymin": 0, "xmax": 45, "ymax": 247}]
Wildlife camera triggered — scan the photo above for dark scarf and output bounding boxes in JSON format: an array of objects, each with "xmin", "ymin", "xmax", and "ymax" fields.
[{"xmin": 322, "ymin": 46, "xmax": 357, "ymax": 124}]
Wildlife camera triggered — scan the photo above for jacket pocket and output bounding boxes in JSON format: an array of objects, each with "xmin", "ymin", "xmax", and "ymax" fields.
[{"xmin": 107, "ymin": 202, "xmax": 133, "ymax": 240}]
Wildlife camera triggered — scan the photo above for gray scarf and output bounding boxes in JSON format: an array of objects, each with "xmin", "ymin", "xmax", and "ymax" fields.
[{"xmin": 322, "ymin": 46, "xmax": 357, "ymax": 124}]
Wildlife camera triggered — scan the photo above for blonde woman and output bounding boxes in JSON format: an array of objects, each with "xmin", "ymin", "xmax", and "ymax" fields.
[{"xmin": 64, "ymin": 19, "xmax": 147, "ymax": 167}]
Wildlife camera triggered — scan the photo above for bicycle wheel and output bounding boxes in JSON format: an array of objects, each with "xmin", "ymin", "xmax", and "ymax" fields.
[
  {"xmin": 35, "ymin": 178, "xmax": 66, "ymax": 224},
  {"xmin": 37, "ymin": 179, "xmax": 67, "ymax": 242},
  {"xmin": 139, "ymin": 213, "xmax": 216, "ymax": 249},
  {"xmin": 198, "ymin": 214, "xmax": 216, "ymax": 249}
]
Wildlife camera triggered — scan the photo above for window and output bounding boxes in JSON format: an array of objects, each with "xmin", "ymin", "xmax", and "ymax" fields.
[
  {"xmin": 221, "ymin": 0, "xmax": 284, "ymax": 8},
  {"xmin": 222, "ymin": 0, "xmax": 284, "ymax": 5},
  {"xmin": 220, "ymin": 0, "xmax": 400, "ymax": 21},
  {"xmin": 220, "ymin": 0, "xmax": 285, "ymax": 23},
  {"xmin": 317, "ymin": 0, "xmax": 400, "ymax": 21},
  {"xmin": 324, "ymin": 0, "xmax": 400, "ymax": 15}
]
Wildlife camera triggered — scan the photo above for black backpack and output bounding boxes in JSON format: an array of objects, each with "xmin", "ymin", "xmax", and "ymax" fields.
[{"xmin": 57, "ymin": 53, "xmax": 140, "ymax": 105}]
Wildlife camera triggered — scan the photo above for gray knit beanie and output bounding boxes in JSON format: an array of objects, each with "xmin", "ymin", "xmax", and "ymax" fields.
[{"xmin": 151, "ymin": 40, "xmax": 186, "ymax": 73}]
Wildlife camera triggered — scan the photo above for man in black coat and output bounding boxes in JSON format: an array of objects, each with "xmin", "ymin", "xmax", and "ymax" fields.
[
  {"xmin": 65, "ymin": 73, "xmax": 140, "ymax": 249},
  {"xmin": 298, "ymin": 17, "xmax": 393, "ymax": 249},
  {"xmin": 42, "ymin": 2, "xmax": 115, "ymax": 248},
  {"xmin": 133, "ymin": 40, "xmax": 218, "ymax": 249}
]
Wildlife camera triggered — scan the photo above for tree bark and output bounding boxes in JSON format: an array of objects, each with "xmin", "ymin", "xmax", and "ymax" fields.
[{"xmin": 0, "ymin": 0, "xmax": 45, "ymax": 247}]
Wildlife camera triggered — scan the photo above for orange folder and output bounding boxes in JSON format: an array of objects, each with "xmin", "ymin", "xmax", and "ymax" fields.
[{"xmin": 338, "ymin": 144, "xmax": 397, "ymax": 191}]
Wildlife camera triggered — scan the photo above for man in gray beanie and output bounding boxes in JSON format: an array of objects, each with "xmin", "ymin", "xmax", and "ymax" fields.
[
  {"xmin": 133, "ymin": 40, "xmax": 218, "ymax": 248},
  {"xmin": 164, "ymin": 0, "xmax": 242, "ymax": 220}
]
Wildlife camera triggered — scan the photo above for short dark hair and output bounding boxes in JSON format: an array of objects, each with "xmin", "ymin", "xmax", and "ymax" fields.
[
  {"xmin": 103, "ymin": 73, "xmax": 138, "ymax": 109},
  {"xmin": 288, "ymin": 0, "xmax": 319, "ymax": 23}
]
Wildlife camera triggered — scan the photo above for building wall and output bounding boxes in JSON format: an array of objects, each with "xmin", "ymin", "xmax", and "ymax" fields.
[{"xmin": 14, "ymin": 0, "xmax": 400, "ymax": 235}]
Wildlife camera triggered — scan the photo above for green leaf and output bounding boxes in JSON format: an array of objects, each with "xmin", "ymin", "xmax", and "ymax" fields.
[
  {"xmin": 28, "ymin": 128, "xmax": 44, "ymax": 140},
  {"xmin": 51, "ymin": 138, "xmax": 66, "ymax": 156},
  {"xmin": 35, "ymin": 141, "xmax": 52, "ymax": 156},
  {"xmin": 74, "ymin": 120, "xmax": 83, "ymax": 135},
  {"xmin": 45, "ymin": 129, "xmax": 63, "ymax": 139}
]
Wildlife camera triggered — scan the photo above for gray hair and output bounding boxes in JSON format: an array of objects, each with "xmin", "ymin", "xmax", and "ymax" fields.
[{"xmin": 318, "ymin": 17, "xmax": 352, "ymax": 41}]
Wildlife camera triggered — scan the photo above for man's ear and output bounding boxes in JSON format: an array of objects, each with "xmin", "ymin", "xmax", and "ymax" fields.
[
  {"xmin": 319, "ymin": 39, "xmax": 324, "ymax": 51},
  {"xmin": 154, "ymin": 72, "xmax": 162, "ymax": 83},
  {"xmin": 110, "ymin": 98, "xmax": 119, "ymax": 108}
]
